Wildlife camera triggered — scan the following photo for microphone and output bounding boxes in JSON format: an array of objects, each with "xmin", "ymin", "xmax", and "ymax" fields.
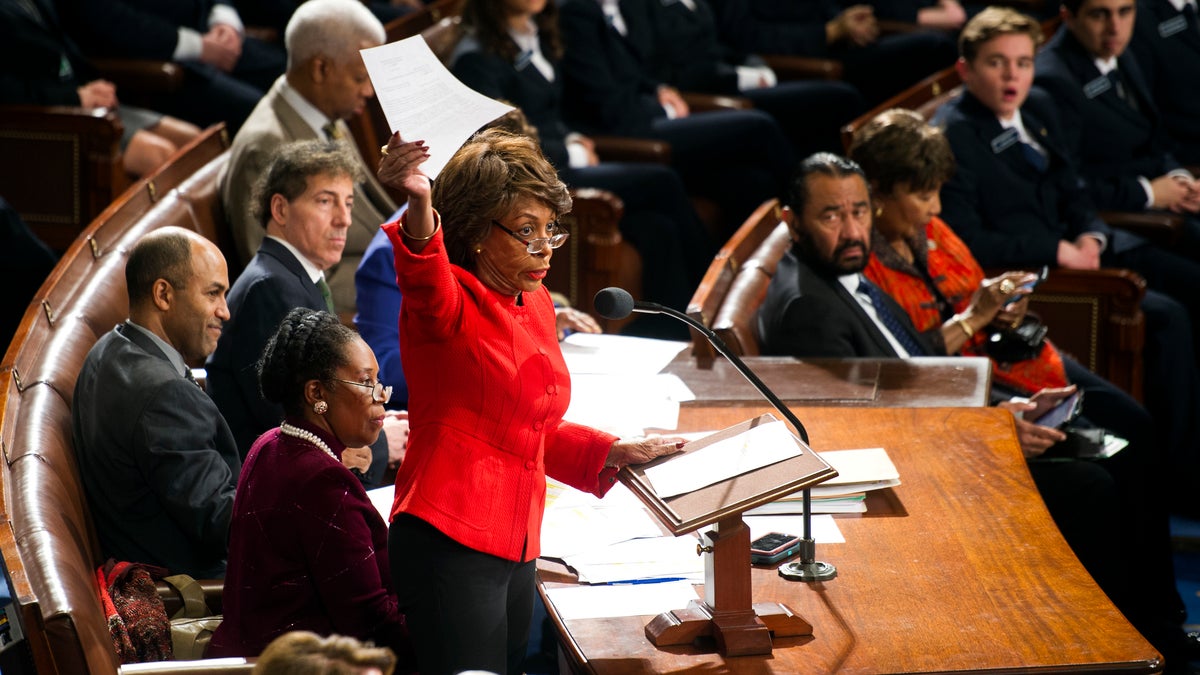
[{"xmin": 593, "ymin": 287, "xmax": 835, "ymax": 582}]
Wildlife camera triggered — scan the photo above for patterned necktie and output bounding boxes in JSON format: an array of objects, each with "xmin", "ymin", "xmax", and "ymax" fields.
[
  {"xmin": 1020, "ymin": 142, "xmax": 1048, "ymax": 173},
  {"xmin": 316, "ymin": 277, "xmax": 336, "ymax": 314},
  {"xmin": 1107, "ymin": 68, "xmax": 1139, "ymax": 113},
  {"xmin": 322, "ymin": 121, "xmax": 343, "ymax": 141},
  {"xmin": 857, "ymin": 278, "xmax": 928, "ymax": 356}
]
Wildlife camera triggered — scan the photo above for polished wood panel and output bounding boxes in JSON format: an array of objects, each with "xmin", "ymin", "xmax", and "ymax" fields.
[
  {"xmin": 662, "ymin": 355, "xmax": 991, "ymax": 408},
  {"xmin": 540, "ymin": 406, "xmax": 1161, "ymax": 674}
]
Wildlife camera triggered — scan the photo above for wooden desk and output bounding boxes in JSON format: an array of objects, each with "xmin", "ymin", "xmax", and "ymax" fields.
[
  {"xmin": 540, "ymin": 406, "xmax": 1161, "ymax": 674},
  {"xmin": 662, "ymin": 356, "xmax": 991, "ymax": 408}
]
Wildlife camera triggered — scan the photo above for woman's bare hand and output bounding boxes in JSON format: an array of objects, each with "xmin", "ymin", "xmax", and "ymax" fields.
[{"xmin": 378, "ymin": 131, "xmax": 431, "ymax": 198}]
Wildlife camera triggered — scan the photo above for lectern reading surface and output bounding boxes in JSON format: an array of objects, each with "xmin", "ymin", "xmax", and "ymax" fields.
[{"xmin": 618, "ymin": 414, "xmax": 837, "ymax": 656}]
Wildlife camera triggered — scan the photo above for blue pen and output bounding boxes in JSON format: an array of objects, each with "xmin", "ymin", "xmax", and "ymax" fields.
[{"xmin": 606, "ymin": 577, "xmax": 689, "ymax": 585}]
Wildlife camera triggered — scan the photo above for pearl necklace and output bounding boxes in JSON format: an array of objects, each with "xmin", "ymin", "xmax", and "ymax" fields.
[{"xmin": 279, "ymin": 422, "xmax": 337, "ymax": 461}]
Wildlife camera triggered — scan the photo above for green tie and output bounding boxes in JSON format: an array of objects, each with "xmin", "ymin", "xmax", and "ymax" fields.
[{"xmin": 316, "ymin": 277, "xmax": 335, "ymax": 314}]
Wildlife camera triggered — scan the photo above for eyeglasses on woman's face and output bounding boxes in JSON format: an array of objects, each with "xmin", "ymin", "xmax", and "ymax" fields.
[
  {"xmin": 491, "ymin": 219, "xmax": 569, "ymax": 255},
  {"xmin": 329, "ymin": 377, "xmax": 392, "ymax": 404}
]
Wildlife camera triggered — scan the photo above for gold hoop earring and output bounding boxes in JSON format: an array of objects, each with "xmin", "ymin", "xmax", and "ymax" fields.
[{"xmin": 313, "ymin": 400, "xmax": 328, "ymax": 415}]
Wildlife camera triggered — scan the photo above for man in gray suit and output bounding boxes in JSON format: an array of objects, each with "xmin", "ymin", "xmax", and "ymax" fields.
[
  {"xmin": 220, "ymin": 0, "xmax": 395, "ymax": 314},
  {"xmin": 72, "ymin": 226, "xmax": 240, "ymax": 578}
]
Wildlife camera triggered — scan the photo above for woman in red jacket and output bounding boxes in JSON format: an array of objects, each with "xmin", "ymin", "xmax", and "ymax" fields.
[{"xmin": 377, "ymin": 128, "xmax": 681, "ymax": 675}]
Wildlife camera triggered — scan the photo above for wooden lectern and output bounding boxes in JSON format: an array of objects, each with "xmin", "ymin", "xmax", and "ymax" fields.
[{"xmin": 618, "ymin": 414, "xmax": 837, "ymax": 656}]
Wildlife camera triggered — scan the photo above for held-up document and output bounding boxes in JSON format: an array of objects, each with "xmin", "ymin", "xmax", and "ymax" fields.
[{"xmin": 359, "ymin": 36, "xmax": 513, "ymax": 178}]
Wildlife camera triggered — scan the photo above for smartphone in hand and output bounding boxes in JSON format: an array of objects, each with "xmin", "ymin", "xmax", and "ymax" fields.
[
  {"xmin": 1030, "ymin": 390, "xmax": 1083, "ymax": 428},
  {"xmin": 750, "ymin": 532, "xmax": 803, "ymax": 565},
  {"xmin": 1005, "ymin": 265, "xmax": 1049, "ymax": 305}
]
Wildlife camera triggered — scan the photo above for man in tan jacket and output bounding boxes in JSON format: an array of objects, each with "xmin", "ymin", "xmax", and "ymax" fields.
[{"xmin": 220, "ymin": 0, "xmax": 395, "ymax": 315}]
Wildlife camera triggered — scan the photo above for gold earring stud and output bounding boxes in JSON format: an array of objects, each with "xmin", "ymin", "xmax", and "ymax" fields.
[{"xmin": 314, "ymin": 400, "xmax": 328, "ymax": 415}]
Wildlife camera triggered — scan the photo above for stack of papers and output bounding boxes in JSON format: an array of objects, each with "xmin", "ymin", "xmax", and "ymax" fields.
[{"xmin": 746, "ymin": 447, "xmax": 900, "ymax": 515}]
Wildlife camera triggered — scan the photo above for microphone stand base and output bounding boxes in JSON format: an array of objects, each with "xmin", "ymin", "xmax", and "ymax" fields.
[{"xmin": 778, "ymin": 560, "xmax": 838, "ymax": 582}]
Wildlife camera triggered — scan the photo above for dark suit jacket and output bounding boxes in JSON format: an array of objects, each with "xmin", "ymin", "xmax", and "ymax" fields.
[
  {"xmin": 72, "ymin": 323, "xmax": 239, "ymax": 578},
  {"xmin": 934, "ymin": 89, "xmax": 1120, "ymax": 268},
  {"xmin": 758, "ymin": 246, "xmax": 933, "ymax": 358},
  {"xmin": 450, "ymin": 33, "xmax": 575, "ymax": 167},
  {"xmin": 1035, "ymin": 26, "xmax": 1181, "ymax": 212},
  {"xmin": 625, "ymin": 0, "xmax": 745, "ymax": 94},
  {"xmin": 58, "ymin": 0, "xmax": 222, "ymax": 60},
  {"xmin": 1130, "ymin": 0, "xmax": 1200, "ymax": 164},
  {"xmin": 207, "ymin": 237, "xmax": 390, "ymax": 485},
  {"xmin": 206, "ymin": 237, "xmax": 325, "ymax": 456},
  {"xmin": 707, "ymin": 0, "xmax": 841, "ymax": 56},
  {"xmin": 0, "ymin": 0, "xmax": 95, "ymax": 104},
  {"xmin": 558, "ymin": 0, "xmax": 670, "ymax": 136}
]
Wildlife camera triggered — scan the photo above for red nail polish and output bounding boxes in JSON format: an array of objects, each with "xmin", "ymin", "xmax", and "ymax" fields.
[{"xmin": 675, "ymin": 442, "xmax": 686, "ymax": 449}]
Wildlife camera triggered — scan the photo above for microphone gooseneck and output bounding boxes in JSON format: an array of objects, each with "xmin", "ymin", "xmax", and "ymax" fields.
[{"xmin": 592, "ymin": 287, "xmax": 834, "ymax": 581}]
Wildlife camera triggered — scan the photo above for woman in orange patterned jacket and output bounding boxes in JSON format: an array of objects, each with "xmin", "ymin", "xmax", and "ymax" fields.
[{"xmin": 849, "ymin": 110, "xmax": 1191, "ymax": 665}]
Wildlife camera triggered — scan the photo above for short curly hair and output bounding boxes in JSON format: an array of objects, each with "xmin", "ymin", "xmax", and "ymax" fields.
[
  {"xmin": 252, "ymin": 139, "xmax": 364, "ymax": 229},
  {"xmin": 432, "ymin": 128, "xmax": 571, "ymax": 269},
  {"xmin": 848, "ymin": 108, "xmax": 956, "ymax": 197},
  {"xmin": 253, "ymin": 631, "xmax": 396, "ymax": 675},
  {"xmin": 257, "ymin": 308, "xmax": 357, "ymax": 416}
]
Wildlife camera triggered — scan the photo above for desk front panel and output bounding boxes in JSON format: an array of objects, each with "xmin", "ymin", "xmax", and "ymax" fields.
[
  {"xmin": 540, "ymin": 406, "xmax": 1160, "ymax": 674},
  {"xmin": 663, "ymin": 356, "xmax": 991, "ymax": 408}
]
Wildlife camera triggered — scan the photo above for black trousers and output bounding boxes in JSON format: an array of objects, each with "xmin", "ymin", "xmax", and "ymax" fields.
[{"xmin": 389, "ymin": 513, "xmax": 536, "ymax": 675}]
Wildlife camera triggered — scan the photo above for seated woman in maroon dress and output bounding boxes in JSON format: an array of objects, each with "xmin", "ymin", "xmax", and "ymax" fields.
[{"xmin": 208, "ymin": 308, "xmax": 413, "ymax": 667}]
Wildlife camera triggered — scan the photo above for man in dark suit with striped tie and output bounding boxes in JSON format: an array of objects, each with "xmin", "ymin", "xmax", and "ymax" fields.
[
  {"xmin": 72, "ymin": 227, "xmax": 240, "ymax": 578},
  {"xmin": 758, "ymin": 153, "xmax": 936, "ymax": 359},
  {"xmin": 207, "ymin": 140, "xmax": 394, "ymax": 487}
]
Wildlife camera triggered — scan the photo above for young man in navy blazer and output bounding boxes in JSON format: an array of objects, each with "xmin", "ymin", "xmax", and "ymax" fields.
[
  {"xmin": 1035, "ymin": 0, "xmax": 1200, "ymax": 232},
  {"xmin": 935, "ymin": 5, "xmax": 1200, "ymax": 568}
]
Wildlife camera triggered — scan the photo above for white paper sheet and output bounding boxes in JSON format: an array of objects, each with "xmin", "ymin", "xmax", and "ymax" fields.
[
  {"xmin": 544, "ymin": 580, "xmax": 700, "ymax": 620},
  {"xmin": 559, "ymin": 333, "xmax": 689, "ymax": 375},
  {"xmin": 359, "ymin": 36, "xmax": 513, "ymax": 178},
  {"xmin": 563, "ymin": 373, "xmax": 684, "ymax": 435},
  {"xmin": 643, "ymin": 420, "xmax": 804, "ymax": 499},
  {"xmin": 367, "ymin": 485, "xmax": 394, "ymax": 523},
  {"xmin": 564, "ymin": 535, "xmax": 705, "ymax": 584}
]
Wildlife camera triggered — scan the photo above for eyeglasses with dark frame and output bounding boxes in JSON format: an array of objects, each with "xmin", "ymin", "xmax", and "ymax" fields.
[
  {"xmin": 490, "ymin": 220, "xmax": 570, "ymax": 254},
  {"xmin": 329, "ymin": 378, "xmax": 393, "ymax": 404}
]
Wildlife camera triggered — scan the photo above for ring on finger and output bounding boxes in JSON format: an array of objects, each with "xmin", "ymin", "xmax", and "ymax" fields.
[
  {"xmin": 380, "ymin": 145, "xmax": 389, "ymax": 156},
  {"xmin": 998, "ymin": 279, "xmax": 1016, "ymax": 296}
]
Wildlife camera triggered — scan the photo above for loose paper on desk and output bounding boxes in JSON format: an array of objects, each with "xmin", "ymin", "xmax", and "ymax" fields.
[
  {"xmin": 359, "ymin": 37, "xmax": 513, "ymax": 179},
  {"xmin": 560, "ymin": 333, "xmax": 689, "ymax": 375},
  {"xmin": 644, "ymin": 419, "xmax": 803, "ymax": 499}
]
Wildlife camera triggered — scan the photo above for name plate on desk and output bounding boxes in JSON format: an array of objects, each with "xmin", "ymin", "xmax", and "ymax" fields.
[{"xmin": 620, "ymin": 414, "xmax": 838, "ymax": 535}]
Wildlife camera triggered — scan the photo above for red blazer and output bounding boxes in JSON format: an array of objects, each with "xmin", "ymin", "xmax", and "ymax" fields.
[{"xmin": 385, "ymin": 219, "xmax": 619, "ymax": 562}]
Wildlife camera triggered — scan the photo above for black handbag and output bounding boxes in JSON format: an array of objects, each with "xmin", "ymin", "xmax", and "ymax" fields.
[{"xmin": 984, "ymin": 315, "xmax": 1048, "ymax": 363}]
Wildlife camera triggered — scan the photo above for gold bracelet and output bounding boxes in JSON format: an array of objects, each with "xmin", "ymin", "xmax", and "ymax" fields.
[
  {"xmin": 954, "ymin": 316, "xmax": 975, "ymax": 339},
  {"xmin": 398, "ymin": 210, "xmax": 441, "ymax": 241}
]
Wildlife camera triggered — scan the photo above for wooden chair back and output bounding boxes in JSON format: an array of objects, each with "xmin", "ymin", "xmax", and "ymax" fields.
[
  {"xmin": 687, "ymin": 199, "xmax": 786, "ymax": 365},
  {"xmin": 1, "ymin": 124, "xmax": 250, "ymax": 674},
  {"xmin": 0, "ymin": 105, "xmax": 128, "ymax": 252}
]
